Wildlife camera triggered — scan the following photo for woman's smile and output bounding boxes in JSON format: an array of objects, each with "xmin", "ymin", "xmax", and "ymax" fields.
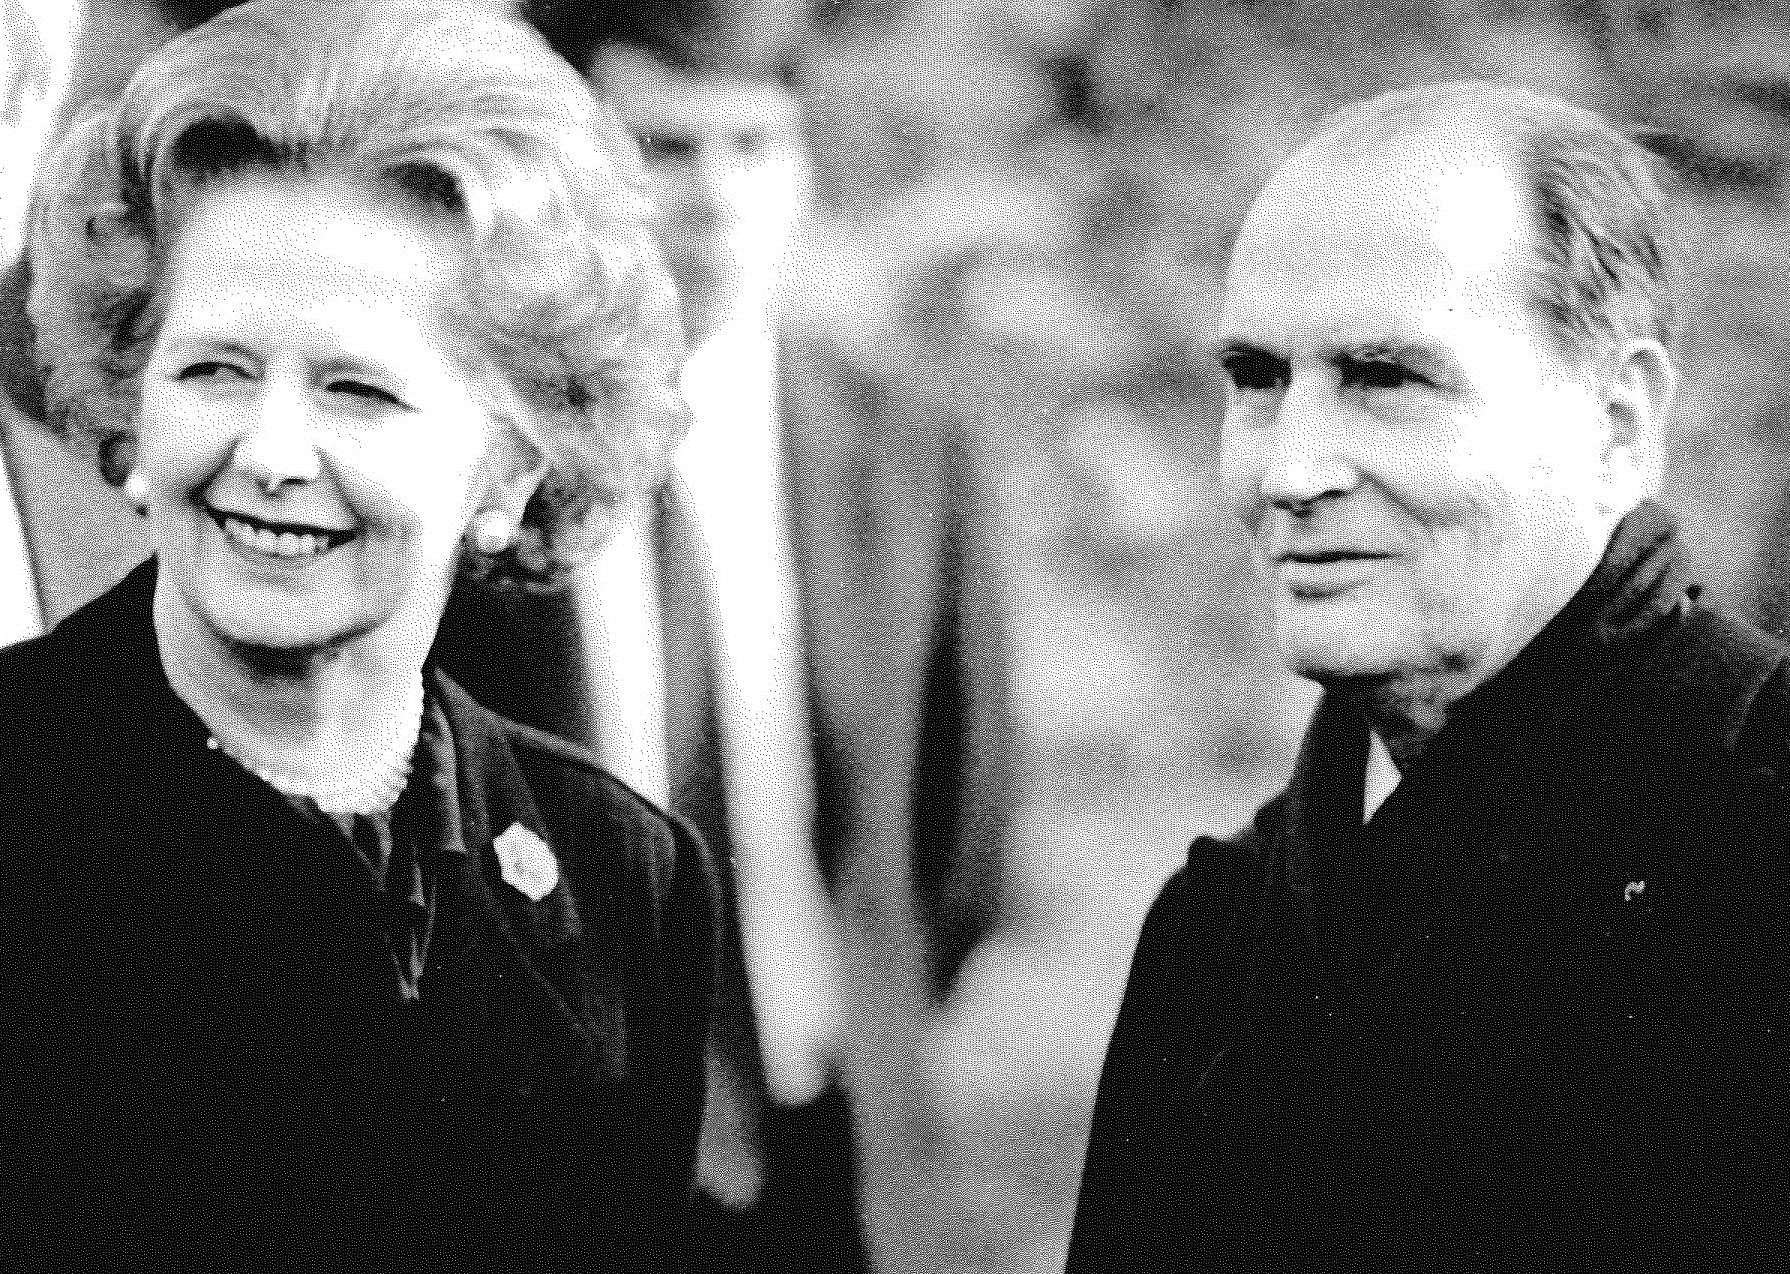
[{"xmin": 208, "ymin": 505, "xmax": 359, "ymax": 563}]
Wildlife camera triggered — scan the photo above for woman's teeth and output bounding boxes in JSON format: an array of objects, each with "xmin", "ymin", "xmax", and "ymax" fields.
[{"xmin": 221, "ymin": 515, "xmax": 341, "ymax": 559}]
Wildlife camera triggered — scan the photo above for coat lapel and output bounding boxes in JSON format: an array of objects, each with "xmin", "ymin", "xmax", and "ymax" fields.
[{"xmin": 421, "ymin": 674, "xmax": 604, "ymax": 1096}]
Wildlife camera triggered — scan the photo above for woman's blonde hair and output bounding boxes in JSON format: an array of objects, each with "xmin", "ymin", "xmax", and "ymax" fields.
[{"xmin": 28, "ymin": 0, "xmax": 688, "ymax": 588}]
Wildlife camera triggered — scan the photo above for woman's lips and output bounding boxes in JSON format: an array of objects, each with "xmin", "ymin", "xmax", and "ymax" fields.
[{"xmin": 208, "ymin": 507, "xmax": 356, "ymax": 561}]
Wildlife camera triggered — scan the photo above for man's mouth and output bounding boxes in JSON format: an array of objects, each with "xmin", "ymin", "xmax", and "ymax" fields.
[
  {"xmin": 1279, "ymin": 550, "xmax": 1393, "ymax": 565},
  {"xmin": 209, "ymin": 508, "xmax": 356, "ymax": 560}
]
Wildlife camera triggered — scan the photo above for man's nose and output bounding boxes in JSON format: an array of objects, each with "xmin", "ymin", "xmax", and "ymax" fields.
[
  {"xmin": 234, "ymin": 386, "xmax": 321, "ymax": 492},
  {"xmin": 1260, "ymin": 379, "xmax": 1356, "ymax": 510},
  {"xmin": 676, "ymin": 146, "xmax": 740, "ymax": 229}
]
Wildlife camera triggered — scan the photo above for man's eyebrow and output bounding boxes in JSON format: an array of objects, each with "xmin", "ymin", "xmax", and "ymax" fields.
[
  {"xmin": 1332, "ymin": 339, "xmax": 1464, "ymax": 376},
  {"xmin": 1210, "ymin": 337, "xmax": 1276, "ymax": 363},
  {"xmin": 1331, "ymin": 338, "xmax": 1429, "ymax": 361}
]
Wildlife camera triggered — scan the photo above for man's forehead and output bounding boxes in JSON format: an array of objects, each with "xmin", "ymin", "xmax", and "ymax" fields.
[
  {"xmin": 1219, "ymin": 134, "xmax": 1533, "ymax": 336},
  {"xmin": 590, "ymin": 42, "xmax": 801, "ymax": 137},
  {"xmin": 1252, "ymin": 131, "xmax": 1522, "ymax": 261}
]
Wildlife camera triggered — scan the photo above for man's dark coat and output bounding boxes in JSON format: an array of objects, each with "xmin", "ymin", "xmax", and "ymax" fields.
[
  {"xmin": 0, "ymin": 562, "xmax": 718, "ymax": 1273},
  {"xmin": 1068, "ymin": 503, "xmax": 1790, "ymax": 1273}
]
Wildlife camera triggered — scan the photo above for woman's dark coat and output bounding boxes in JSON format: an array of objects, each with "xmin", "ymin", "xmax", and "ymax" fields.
[
  {"xmin": 1068, "ymin": 504, "xmax": 1790, "ymax": 1273},
  {"xmin": 0, "ymin": 562, "xmax": 717, "ymax": 1273}
]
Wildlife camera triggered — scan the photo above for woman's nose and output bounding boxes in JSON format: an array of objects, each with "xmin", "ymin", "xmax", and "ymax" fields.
[{"xmin": 234, "ymin": 388, "xmax": 322, "ymax": 491}]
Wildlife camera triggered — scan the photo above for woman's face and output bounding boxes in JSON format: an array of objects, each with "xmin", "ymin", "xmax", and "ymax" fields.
[{"xmin": 139, "ymin": 169, "xmax": 523, "ymax": 656}]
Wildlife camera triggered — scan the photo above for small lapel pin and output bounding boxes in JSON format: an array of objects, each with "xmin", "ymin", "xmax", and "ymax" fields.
[
  {"xmin": 1623, "ymin": 880, "xmax": 1646, "ymax": 904},
  {"xmin": 495, "ymin": 823, "xmax": 559, "ymax": 902}
]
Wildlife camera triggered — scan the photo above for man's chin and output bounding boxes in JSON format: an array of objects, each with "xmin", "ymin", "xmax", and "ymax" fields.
[{"xmin": 1278, "ymin": 630, "xmax": 1415, "ymax": 689}]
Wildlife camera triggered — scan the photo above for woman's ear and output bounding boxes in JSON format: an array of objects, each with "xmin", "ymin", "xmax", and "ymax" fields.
[{"xmin": 482, "ymin": 416, "xmax": 550, "ymax": 522}]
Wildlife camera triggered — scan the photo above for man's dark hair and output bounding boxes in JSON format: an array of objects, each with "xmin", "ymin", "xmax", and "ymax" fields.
[{"xmin": 523, "ymin": 0, "xmax": 801, "ymax": 81}]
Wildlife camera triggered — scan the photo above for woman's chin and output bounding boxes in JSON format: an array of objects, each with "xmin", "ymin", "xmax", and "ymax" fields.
[
  {"xmin": 206, "ymin": 607, "xmax": 376, "ymax": 660},
  {"xmin": 183, "ymin": 584, "xmax": 392, "ymax": 660}
]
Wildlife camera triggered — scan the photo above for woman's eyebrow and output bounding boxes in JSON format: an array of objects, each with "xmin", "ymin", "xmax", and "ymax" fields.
[
  {"xmin": 156, "ymin": 330, "xmax": 255, "ymax": 361},
  {"xmin": 320, "ymin": 351, "xmax": 410, "ymax": 384}
]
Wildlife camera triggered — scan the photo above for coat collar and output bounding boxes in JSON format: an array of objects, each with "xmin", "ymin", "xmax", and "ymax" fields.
[
  {"xmin": 1285, "ymin": 498, "xmax": 1699, "ymax": 822},
  {"xmin": 1271, "ymin": 501, "xmax": 1709, "ymax": 972}
]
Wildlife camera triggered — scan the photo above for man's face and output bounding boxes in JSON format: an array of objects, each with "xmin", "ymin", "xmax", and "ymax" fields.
[
  {"xmin": 594, "ymin": 42, "xmax": 808, "ymax": 347},
  {"xmin": 1217, "ymin": 133, "xmax": 1620, "ymax": 695}
]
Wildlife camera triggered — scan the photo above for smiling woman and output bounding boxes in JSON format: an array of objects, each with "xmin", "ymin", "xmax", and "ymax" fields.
[
  {"xmin": 0, "ymin": 2, "xmax": 714, "ymax": 1270},
  {"xmin": 140, "ymin": 172, "xmax": 517, "ymax": 676}
]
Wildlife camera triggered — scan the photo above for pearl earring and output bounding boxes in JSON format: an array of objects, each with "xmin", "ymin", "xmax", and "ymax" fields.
[
  {"xmin": 470, "ymin": 508, "xmax": 516, "ymax": 555},
  {"xmin": 123, "ymin": 470, "xmax": 149, "ymax": 515}
]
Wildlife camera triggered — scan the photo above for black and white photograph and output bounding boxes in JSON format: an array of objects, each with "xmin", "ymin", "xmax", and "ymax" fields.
[{"xmin": 2, "ymin": 1, "xmax": 1788, "ymax": 1270}]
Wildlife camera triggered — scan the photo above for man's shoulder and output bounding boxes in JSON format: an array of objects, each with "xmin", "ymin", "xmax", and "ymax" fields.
[
  {"xmin": 1637, "ymin": 598, "xmax": 1790, "ymax": 782},
  {"xmin": 1125, "ymin": 814, "xmax": 1276, "ymax": 982}
]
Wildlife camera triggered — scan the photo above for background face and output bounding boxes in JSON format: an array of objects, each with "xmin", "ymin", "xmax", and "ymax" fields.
[
  {"xmin": 138, "ymin": 170, "xmax": 501, "ymax": 656},
  {"xmin": 594, "ymin": 42, "xmax": 808, "ymax": 347},
  {"xmin": 1216, "ymin": 136, "xmax": 1612, "ymax": 693}
]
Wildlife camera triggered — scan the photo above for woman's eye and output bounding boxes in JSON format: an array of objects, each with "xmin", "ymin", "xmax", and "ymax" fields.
[
  {"xmin": 328, "ymin": 379, "xmax": 404, "ymax": 408},
  {"xmin": 176, "ymin": 361, "xmax": 247, "ymax": 382}
]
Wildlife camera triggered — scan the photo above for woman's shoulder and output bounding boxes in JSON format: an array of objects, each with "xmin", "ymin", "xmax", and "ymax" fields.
[{"xmin": 0, "ymin": 568, "xmax": 156, "ymax": 753}]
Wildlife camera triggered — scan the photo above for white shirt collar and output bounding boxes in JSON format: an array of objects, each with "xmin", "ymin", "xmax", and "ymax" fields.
[{"xmin": 1364, "ymin": 729, "xmax": 1401, "ymax": 822}]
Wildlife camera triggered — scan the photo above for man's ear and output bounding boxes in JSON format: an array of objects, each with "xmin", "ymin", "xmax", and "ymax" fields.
[{"xmin": 1597, "ymin": 337, "xmax": 1676, "ymax": 514}]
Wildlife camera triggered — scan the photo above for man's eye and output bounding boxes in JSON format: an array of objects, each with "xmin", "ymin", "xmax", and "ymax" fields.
[
  {"xmin": 328, "ymin": 379, "xmax": 403, "ymax": 408},
  {"xmin": 636, "ymin": 132, "xmax": 697, "ymax": 163},
  {"xmin": 1343, "ymin": 358, "xmax": 1425, "ymax": 391},
  {"xmin": 1220, "ymin": 352, "xmax": 1288, "ymax": 393}
]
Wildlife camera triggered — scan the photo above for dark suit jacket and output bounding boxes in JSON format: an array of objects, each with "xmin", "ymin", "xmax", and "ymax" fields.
[
  {"xmin": 436, "ymin": 331, "xmax": 1014, "ymax": 1075},
  {"xmin": 1068, "ymin": 502, "xmax": 1790, "ymax": 1273},
  {"xmin": 0, "ymin": 561, "xmax": 717, "ymax": 1273}
]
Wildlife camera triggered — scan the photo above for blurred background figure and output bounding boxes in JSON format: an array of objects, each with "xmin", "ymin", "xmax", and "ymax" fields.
[
  {"xmin": 0, "ymin": 0, "xmax": 147, "ymax": 645},
  {"xmin": 441, "ymin": 1, "xmax": 1017, "ymax": 1272}
]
